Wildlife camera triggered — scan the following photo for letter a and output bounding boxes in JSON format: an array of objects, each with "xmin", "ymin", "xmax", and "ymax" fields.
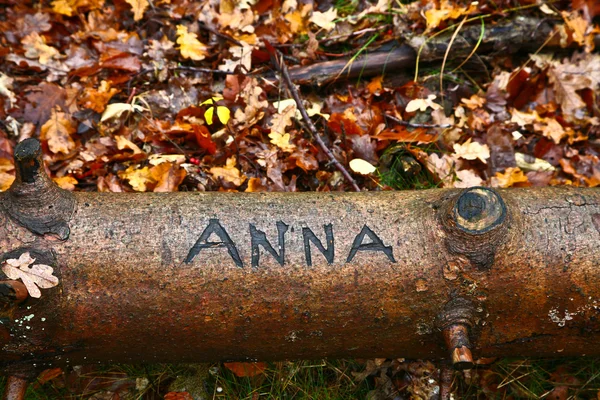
[
  {"xmin": 185, "ymin": 219, "xmax": 243, "ymax": 268},
  {"xmin": 346, "ymin": 225, "xmax": 396, "ymax": 263}
]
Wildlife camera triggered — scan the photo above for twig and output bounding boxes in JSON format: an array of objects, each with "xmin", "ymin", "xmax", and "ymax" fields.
[
  {"xmin": 385, "ymin": 114, "xmax": 452, "ymax": 129},
  {"xmin": 264, "ymin": 42, "xmax": 361, "ymax": 192}
]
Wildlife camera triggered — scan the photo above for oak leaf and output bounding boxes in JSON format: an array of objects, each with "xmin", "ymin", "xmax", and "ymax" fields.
[
  {"xmin": 40, "ymin": 107, "xmax": 76, "ymax": 155},
  {"xmin": 125, "ymin": 0, "xmax": 149, "ymax": 21},
  {"xmin": 0, "ymin": 73, "xmax": 16, "ymax": 106},
  {"xmin": 405, "ymin": 95, "xmax": 442, "ymax": 113},
  {"xmin": 101, "ymin": 103, "xmax": 145, "ymax": 122},
  {"xmin": 453, "ymin": 138, "xmax": 490, "ymax": 164},
  {"xmin": 268, "ymin": 104, "xmax": 296, "ymax": 152},
  {"xmin": 454, "ymin": 169, "xmax": 483, "ymax": 188},
  {"xmin": 119, "ymin": 166, "xmax": 153, "ymax": 192},
  {"xmin": 491, "ymin": 167, "xmax": 529, "ymax": 188},
  {"xmin": 22, "ymin": 32, "xmax": 60, "ymax": 65},
  {"xmin": 310, "ymin": 8, "xmax": 338, "ymax": 31},
  {"xmin": 210, "ymin": 156, "xmax": 246, "ymax": 186},
  {"xmin": 176, "ymin": 25, "xmax": 208, "ymax": 61},
  {"xmin": 2, "ymin": 252, "xmax": 59, "ymax": 299},
  {"xmin": 53, "ymin": 176, "xmax": 78, "ymax": 191}
]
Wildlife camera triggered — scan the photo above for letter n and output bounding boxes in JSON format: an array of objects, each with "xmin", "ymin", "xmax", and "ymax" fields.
[
  {"xmin": 302, "ymin": 224, "xmax": 334, "ymax": 266},
  {"xmin": 250, "ymin": 221, "xmax": 288, "ymax": 268},
  {"xmin": 346, "ymin": 225, "xmax": 396, "ymax": 263},
  {"xmin": 185, "ymin": 219, "xmax": 243, "ymax": 268}
]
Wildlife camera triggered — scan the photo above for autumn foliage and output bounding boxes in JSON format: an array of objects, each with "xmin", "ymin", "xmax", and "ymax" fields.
[{"xmin": 0, "ymin": 0, "xmax": 599, "ymax": 398}]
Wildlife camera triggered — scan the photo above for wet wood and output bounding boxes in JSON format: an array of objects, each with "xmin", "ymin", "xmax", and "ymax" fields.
[{"xmin": 0, "ymin": 139, "xmax": 600, "ymax": 377}]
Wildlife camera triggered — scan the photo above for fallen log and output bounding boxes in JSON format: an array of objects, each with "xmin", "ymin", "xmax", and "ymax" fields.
[
  {"xmin": 287, "ymin": 16, "xmax": 600, "ymax": 85},
  {"xmin": 1, "ymin": 139, "xmax": 600, "ymax": 392}
]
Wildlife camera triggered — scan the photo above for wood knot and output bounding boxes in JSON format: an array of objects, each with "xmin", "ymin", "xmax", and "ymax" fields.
[
  {"xmin": 440, "ymin": 187, "xmax": 509, "ymax": 270},
  {"xmin": 1, "ymin": 138, "xmax": 75, "ymax": 240},
  {"xmin": 454, "ymin": 187, "xmax": 505, "ymax": 234}
]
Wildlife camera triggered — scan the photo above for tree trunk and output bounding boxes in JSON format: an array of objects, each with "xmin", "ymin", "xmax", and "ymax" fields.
[{"xmin": 1, "ymin": 139, "xmax": 600, "ymax": 378}]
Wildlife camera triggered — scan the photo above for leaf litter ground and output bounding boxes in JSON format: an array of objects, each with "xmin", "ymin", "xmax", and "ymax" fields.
[{"xmin": 0, "ymin": 0, "xmax": 600, "ymax": 398}]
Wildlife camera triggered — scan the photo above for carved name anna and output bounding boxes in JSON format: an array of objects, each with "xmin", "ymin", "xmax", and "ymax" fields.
[{"xmin": 185, "ymin": 219, "xmax": 396, "ymax": 268}]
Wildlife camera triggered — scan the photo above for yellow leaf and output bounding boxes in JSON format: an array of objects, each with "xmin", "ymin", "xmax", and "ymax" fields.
[
  {"xmin": 125, "ymin": 0, "xmax": 149, "ymax": 21},
  {"xmin": 0, "ymin": 158, "xmax": 15, "ymax": 192},
  {"xmin": 349, "ymin": 158, "xmax": 376, "ymax": 175},
  {"xmin": 119, "ymin": 166, "xmax": 154, "ymax": 191},
  {"xmin": 452, "ymin": 138, "xmax": 490, "ymax": 164},
  {"xmin": 176, "ymin": 25, "xmax": 208, "ymax": 61},
  {"xmin": 216, "ymin": 106, "xmax": 231, "ymax": 124},
  {"xmin": 115, "ymin": 135, "xmax": 143, "ymax": 154},
  {"xmin": 491, "ymin": 167, "xmax": 529, "ymax": 188},
  {"xmin": 22, "ymin": 32, "xmax": 60, "ymax": 65},
  {"xmin": 268, "ymin": 105, "xmax": 296, "ymax": 152},
  {"xmin": 51, "ymin": 0, "xmax": 75, "ymax": 16},
  {"xmin": 40, "ymin": 107, "xmax": 76, "ymax": 155},
  {"xmin": 204, "ymin": 107, "xmax": 215, "ymax": 125},
  {"xmin": 53, "ymin": 176, "xmax": 78, "ymax": 191},
  {"xmin": 210, "ymin": 156, "xmax": 246, "ymax": 186}
]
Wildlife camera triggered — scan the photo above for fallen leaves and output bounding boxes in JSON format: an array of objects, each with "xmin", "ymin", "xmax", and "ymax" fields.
[
  {"xmin": 210, "ymin": 156, "xmax": 246, "ymax": 187},
  {"xmin": 176, "ymin": 25, "xmax": 208, "ymax": 61},
  {"xmin": 1, "ymin": 252, "xmax": 59, "ymax": 299},
  {"xmin": 224, "ymin": 362, "xmax": 267, "ymax": 377},
  {"xmin": 40, "ymin": 107, "xmax": 76, "ymax": 155},
  {"xmin": 268, "ymin": 104, "xmax": 296, "ymax": 152},
  {"xmin": 125, "ymin": 0, "xmax": 149, "ymax": 21},
  {"xmin": 452, "ymin": 138, "xmax": 490, "ymax": 164}
]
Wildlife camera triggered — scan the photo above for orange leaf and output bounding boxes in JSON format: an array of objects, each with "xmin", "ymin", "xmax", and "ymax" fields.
[
  {"xmin": 224, "ymin": 362, "xmax": 267, "ymax": 377},
  {"xmin": 374, "ymin": 127, "xmax": 437, "ymax": 143}
]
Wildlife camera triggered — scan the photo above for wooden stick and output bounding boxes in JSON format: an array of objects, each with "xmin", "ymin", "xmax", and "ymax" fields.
[{"xmin": 265, "ymin": 42, "xmax": 361, "ymax": 192}]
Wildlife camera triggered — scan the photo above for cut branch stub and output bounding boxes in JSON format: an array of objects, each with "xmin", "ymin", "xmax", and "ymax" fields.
[
  {"xmin": 437, "ymin": 297, "xmax": 475, "ymax": 370},
  {"xmin": 1, "ymin": 138, "xmax": 75, "ymax": 240},
  {"xmin": 440, "ymin": 187, "xmax": 509, "ymax": 270}
]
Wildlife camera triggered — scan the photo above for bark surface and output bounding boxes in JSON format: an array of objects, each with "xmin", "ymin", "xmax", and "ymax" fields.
[{"xmin": 1, "ymin": 174, "xmax": 600, "ymax": 376}]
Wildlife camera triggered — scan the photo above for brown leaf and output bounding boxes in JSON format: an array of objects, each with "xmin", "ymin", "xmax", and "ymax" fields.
[
  {"xmin": 40, "ymin": 107, "xmax": 76, "ymax": 155},
  {"xmin": 24, "ymin": 83, "xmax": 67, "ymax": 125},
  {"xmin": 2, "ymin": 252, "xmax": 59, "ymax": 298},
  {"xmin": 224, "ymin": 362, "xmax": 267, "ymax": 377}
]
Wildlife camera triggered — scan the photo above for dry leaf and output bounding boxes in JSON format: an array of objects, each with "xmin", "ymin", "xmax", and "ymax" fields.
[
  {"xmin": 22, "ymin": 32, "xmax": 60, "ymax": 65},
  {"xmin": 119, "ymin": 165, "xmax": 153, "ymax": 191},
  {"xmin": 210, "ymin": 156, "xmax": 246, "ymax": 186},
  {"xmin": 53, "ymin": 175, "xmax": 78, "ymax": 190},
  {"xmin": 405, "ymin": 95, "xmax": 442, "ymax": 113},
  {"xmin": 2, "ymin": 252, "xmax": 59, "ymax": 299},
  {"xmin": 40, "ymin": 107, "xmax": 76, "ymax": 155},
  {"xmin": 176, "ymin": 25, "xmax": 208, "ymax": 61},
  {"xmin": 268, "ymin": 104, "xmax": 296, "ymax": 152},
  {"xmin": 115, "ymin": 135, "xmax": 143, "ymax": 154},
  {"xmin": 310, "ymin": 8, "xmax": 338, "ymax": 31},
  {"xmin": 454, "ymin": 169, "xmax": 483, "ymax": 188},
  {"xmin": 125, "ymin": 0, "xmax": 149, "ymax": 21},
  {"xmin": 453, "ymin": 138, "xmax": 490, "ymax": 163},
  {"xmin": 350, "ymin": 158, "xmax": 376, "ymax": 174},
  {"xmin": 0, "ymin": 73, "xmax": 17, "ymax": 106},
  {"xmin": 101, "ymin": 103, "xmax": 145, "ymax": 122},
  {"xmin": 224, "ymin": 362, "xmax": 267, "ymax": 377},
  {"xmin": 491, "ymin": 167, "xmax": 529, "ymax": 188},
  {"xmin": 0, "ymin": 158, "xmax": 15, "ymax": 192}
]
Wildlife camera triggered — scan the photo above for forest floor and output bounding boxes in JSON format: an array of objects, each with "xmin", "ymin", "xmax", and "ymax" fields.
[{"xmin": 0, "ymin": 0, "xmax": 600, "ymax": 398}]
